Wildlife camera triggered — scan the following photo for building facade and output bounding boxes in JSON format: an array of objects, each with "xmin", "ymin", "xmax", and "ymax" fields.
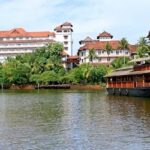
[
  {"xmin": 78, "ymin": 31, "xmax": 136, "ymax": 65},
  {"xmin": 0, "ymin": 22, "xmax": 73, "ymax": 62}
]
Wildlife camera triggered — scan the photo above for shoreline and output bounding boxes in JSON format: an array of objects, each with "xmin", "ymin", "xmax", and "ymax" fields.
[{"xmin": 2, "ymin": 84, "xmax": 104, "ymax": 90}]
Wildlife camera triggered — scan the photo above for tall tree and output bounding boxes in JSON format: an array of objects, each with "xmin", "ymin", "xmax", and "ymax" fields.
[
  {"xmin": 137, "ymin": 37, "xmax": 150, "ymax": 58},
  {"xmin": 105, "ymin": 42, "xmax": 112, "ymax": 56},
  {"xmin": 119, "ymin": 38, "xmax": 129, "ymax": 50},
  {"xmin": 118, "ymin": 38, "xmax": 129, "ymax": 65},
  {"xmin": 88, "ymin": 48, "xmax": 98, "ymax": 63}
]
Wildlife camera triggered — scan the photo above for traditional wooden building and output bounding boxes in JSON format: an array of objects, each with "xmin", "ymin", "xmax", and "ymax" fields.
[{"xmin": 105, "ymin": 57, "xmax": 150, "ymax": 97}]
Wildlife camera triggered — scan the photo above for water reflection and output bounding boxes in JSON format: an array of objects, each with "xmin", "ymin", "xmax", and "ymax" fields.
[{"xmin": 0, "ymin": 90, "xmax": 149, "ymax": 150}]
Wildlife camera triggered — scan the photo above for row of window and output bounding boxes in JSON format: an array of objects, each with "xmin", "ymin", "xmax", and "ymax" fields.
[
  {"xmin": 80, "ymin": 50, "xmax": 129, "ymax": 56},
  {"xmin": 0, "ymin": 43, "xmax": 45, "ymax": 46},
  {"xmin": 1, "ymin": 37, "xmax": 51, "ymax": 41},
  {"xmin": 81, "ymin": 57, "xmax": 113, "ymax": 63}
]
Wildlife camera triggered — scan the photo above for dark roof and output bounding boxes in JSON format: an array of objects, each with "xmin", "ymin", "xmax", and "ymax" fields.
[
  {"xmin": 105, "ymin": 68, "xmax": 150, "ymax": 77},
  {"xmin": 79, "ymin": 36, "xmax": 93, "ymax": 44},
  {"xmin": 54, "ymin": 22, "xmax": 73, "ymax": 32},
  {"xmin": 97, "ymin": 31, "xmax": 113, "ymax": 39},
  {"xmin": 61, "ymin": 22, "xmax": 73, "ymax": 27}
]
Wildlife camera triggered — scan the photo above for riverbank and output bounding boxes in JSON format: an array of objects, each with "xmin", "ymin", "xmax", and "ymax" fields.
[{"xmin": 7, "ymin": 84, "xmax": 104, "ymax": 90}]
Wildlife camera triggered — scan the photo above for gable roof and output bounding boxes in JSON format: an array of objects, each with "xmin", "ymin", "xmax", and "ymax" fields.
[
  {"xmin": 54, "ymin": 22, "xmax": 73, "ymax": 32},
  {"xmin": 79, "ymin": 36, "xmax": 93, "ymax": 44},
  {"xmin": 0, "ymin": 28, "xmax": 55, "ymax": 37},
  {"xmin": 78, "ymin": 40, "xmax": 137, "ymax": 53},
  {"xmin": 97, "ymin": 31, "xmax": 113, "ymax": 39}
]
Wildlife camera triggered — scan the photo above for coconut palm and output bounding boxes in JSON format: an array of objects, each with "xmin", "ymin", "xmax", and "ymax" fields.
[
  {"xmin": 137, "ymin": 37, "xmax": 150, "ymax": 58},
  {"xmin": 88, "ymin": 48, "xmax": 98, "ymax": 63},
  {"xmin": 105, "ymin": 42, "xmax": 112, "ymax": 56},
  {"xmin": 118, "ymin": 38, "xmax": 129, "ymax": 65}
]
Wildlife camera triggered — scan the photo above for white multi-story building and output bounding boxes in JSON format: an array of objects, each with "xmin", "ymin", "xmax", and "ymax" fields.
[
  {"xmin": 0, "ymin": 22, "xmax": 73, "ymax": 62},
  {"xmin": 78, "ymin": 31, "xmax": 136, "ymax": 65}
]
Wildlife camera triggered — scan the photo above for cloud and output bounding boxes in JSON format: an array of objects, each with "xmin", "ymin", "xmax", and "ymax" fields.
[{"xmin": 0, "ymin": 0, "xmax": 150, "ymax": 54}]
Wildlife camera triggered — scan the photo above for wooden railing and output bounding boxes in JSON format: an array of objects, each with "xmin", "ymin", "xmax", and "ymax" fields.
[
  {"xmin": 134, "ymin": 64, "xmax": 150, "ymax": 71},
  {"xmin": 107, "ymin": 82, "xmax": 150, "ymax": 88}
]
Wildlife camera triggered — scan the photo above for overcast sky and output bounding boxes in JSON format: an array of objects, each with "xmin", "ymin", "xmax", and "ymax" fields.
[{"xmin": 0, "ymin": 0, "xmax": 150, "ymax": 54}]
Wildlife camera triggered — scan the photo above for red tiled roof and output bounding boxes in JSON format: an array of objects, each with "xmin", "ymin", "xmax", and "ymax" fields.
[
  {"xmin": 97, "ymin": 31, "xmax": 113, "ymax": 39},
  {"xmin": 0, "ymin": 28, "xmax": 55, "ymax": 37},
  {"xmin": 68, "ymin": 56, "xmax": 79, "ymax": 59},
  {"xmin": 78, "ymin": 40, "xmax": 137, "ymax": 53}
]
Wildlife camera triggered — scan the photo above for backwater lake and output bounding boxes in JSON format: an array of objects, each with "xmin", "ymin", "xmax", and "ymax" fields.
[{"xmin": 0, "ymin": 89, "xmax": 150, "ymax": 150}]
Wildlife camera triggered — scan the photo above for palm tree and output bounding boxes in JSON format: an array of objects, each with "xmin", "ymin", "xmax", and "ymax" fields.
[
  {"xmin": 105, "ymin": 42, "xmax": 112, "ymax": 56},
  {"xmin": 88, "ymin": 48, "xmax": 98, "ymax": 63},
  {"xmin": 118, "ymin": 38, "xmax": 129, "ymax": 65},
  {"xmin": 137, "ymin": 37, "xmax": 150, "ymax": 58},
  {"xmin": 104, "ymin": 42, "xmax": 112, "ymax": 64}
]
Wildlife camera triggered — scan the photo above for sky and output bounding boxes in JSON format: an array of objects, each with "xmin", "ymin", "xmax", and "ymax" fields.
[{"xmin": 0, "ymin": 0, "xmax": 150, "ymax": 54}]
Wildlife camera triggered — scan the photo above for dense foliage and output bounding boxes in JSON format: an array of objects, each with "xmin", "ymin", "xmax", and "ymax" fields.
[
  {"xmin": 137, "ymin": 37, "xmax": 150, "ymax": 58},
  {"xmin": 0, "ymin": 43, "xmax": 109, "ymax": 87}
]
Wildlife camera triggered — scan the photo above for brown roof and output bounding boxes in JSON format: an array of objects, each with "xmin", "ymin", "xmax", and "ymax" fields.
[
  {"xmin": 105, "ymin": 68, "xmax": 150, "ymax": 77},
  {"xmin": 61, "ymin": 22, "xmax": 73, "ymax": 27},
  {"xmin": 79, "ymin": 36, "xmax": 93, "ymax": 44},
  {"xmin": 68, "ymin": 56, "xmax": 79, "ymax": 59},
  {"xmin": 54, "ymin": 22, "xmax": 73, "ymax": 32},
  {"xmin": 97, "ymin": 31, "xmax": 113, "ymax": 39},
  {"xmin": 78, "ymin": 40, "xmax": 137, "ymax": 53},
  {"xmin": 0, "ymin": 28, "xmax": 55, "ymax": 37}
]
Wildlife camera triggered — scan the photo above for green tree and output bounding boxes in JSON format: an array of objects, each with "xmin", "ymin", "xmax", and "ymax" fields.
[
  {"xmin": 105, "ymin": 42, "xmax": 112, "ymax": 56},
  {"xmin": 118, "ymin": 38, "xmax": 129, "ymax": 65},
  {"xmin": 88, "ymin": 48, "xmax": 98, "ymax": 63},
  {"xmin": 137, "ymin": 37, "xmax": 150, "ymax": 58},
  {"xmin": 111, "ymin": 57, "xmax": 130, "ymax": 69}
]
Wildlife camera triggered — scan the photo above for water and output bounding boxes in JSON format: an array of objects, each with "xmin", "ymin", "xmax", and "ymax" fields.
[{"xmin": 0, "ymin": 90, "xmax": 150, "ymax": 150}]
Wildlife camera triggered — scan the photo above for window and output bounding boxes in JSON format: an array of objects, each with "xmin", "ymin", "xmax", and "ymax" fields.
[
  {"xmin": 98, "ymin": 58, "xmax": 101, "ymax": 62},
  {"xmin": 125, "ymin": 50, "xmax": 129, "ymax": 55},
  {"xmin": 98, "ymin": 51, "xmax": 101, "ymax": 55},
  {"xmin": 116, "ymin": 51, "xmax": 119, "ymax": 55},
  {"xmin": 64, "ymin": 47, "xmax": 68, "ymax": 50},
  {"xmin": 64, "ymin": 36, "xmax": 68, "ymax": 39},
  {"xmin": 107, "ymin": 57, "xmax": 110, "ymax": 61},
  {"xmin": 64, "ymin": 41, "xmax": 68, "ymax": 45},
  {"xmin": 81, "ymin": 52, "xmax": 85, "ymax": 56}
]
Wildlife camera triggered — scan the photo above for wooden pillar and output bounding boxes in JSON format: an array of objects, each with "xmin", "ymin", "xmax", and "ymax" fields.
[{"xmin": 143, "ymin": 75, "xmax": 145, "ymax": 87}]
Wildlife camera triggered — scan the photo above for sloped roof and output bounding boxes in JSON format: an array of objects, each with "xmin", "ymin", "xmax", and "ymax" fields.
[
  {"xmin": 129, "ymin": 56, "xmax": 150, "ymax": 63},
  {"xmin": 97, "ymin": 31, "xmax": 113, "ymax": 39},
  {"xmin": 0, "ymin": 28, "xmax": 55, "ymax": 37},
  {"xmin": 78, "ymin": 40, "xmax": 137, "ymax": 53},
  {"xmin": 61, "ymin": 22, "xmax": 73, "ymax": 27},
  {"xmin": 105, "ymin": 69, "xmax": 150, "ymax": 77},
  {"xmin": 54, "ymin": 22, "xmax": 73, "ymax": 32},
  {"xmin": 79, "ymin": 36, "xmax": 93, "ymax": 44}
]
